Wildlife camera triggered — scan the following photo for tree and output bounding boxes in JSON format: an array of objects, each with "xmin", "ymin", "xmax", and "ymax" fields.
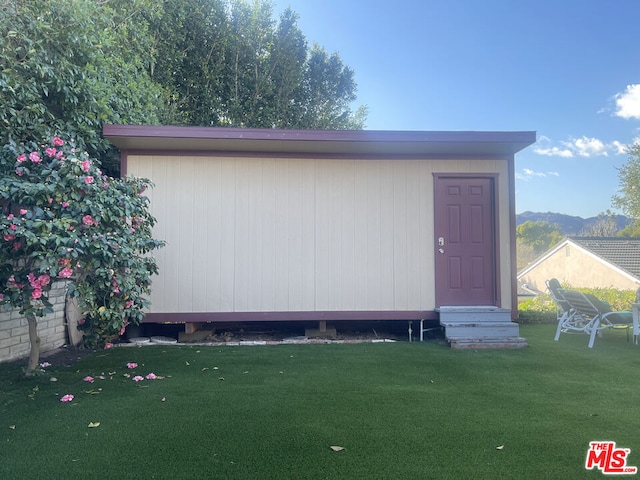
[
  {"xmin": 617, "ymin": 221, "xmax": 640, "ymax": 237},
  {"xmin": 516, "ymin": 220, "xmax": 564, "ymax": 251},
  {"xmin": 579, "ymin": 211, "xmax": 619, "ymax": 237},
  {"xmin": 0, "ymin": 0, "xmax": 167, "ymax": 175},
  {"xmin": 613, "ymin": 143, "xmax": 640, "ymax": 218},
  {"xmin": 516, "ymin": 220, "xmax": 564, "ymax": 266},
  {"xmin": 2, "ymin": 0, "xmax": 367, "ymax": 177},
  {"xmin": 0, "ymin": 135, "xmax": 164, "ymax": 375},
  {"xmin": 148, "ymin": 0, "xmax": 366, "ymax": 129},
  {"xmin": 613, "ymin": 143, "xmax": 640, "ymax": 232}
]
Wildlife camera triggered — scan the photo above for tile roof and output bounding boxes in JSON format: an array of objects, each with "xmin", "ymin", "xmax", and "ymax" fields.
[{"xmin": 569, "ymin": 237, "xmax": 640, "ymax": 280}]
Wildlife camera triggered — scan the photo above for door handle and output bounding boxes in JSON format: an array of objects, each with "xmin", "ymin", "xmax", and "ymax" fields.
[{"xmin": 438, "ymin": 237, "xmax": 445, "ymax": 246}]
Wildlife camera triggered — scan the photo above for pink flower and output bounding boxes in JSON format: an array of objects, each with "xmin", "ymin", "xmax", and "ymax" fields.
[
  {"xmin": 37, "ymin": 274, "xmax": 50, "ymax": 286},
  {"xmin": 40, "ymin": 362, "xmax": 51, "ymax": 368},
  {"xmin": 31, "ymin": 289, "xmax": 42, "ymax": 299},
  {"xmin": 61, "ymin": 201, "xmax": 69, "ymax": 208},
  {"xmin": 126, "ymin": 362, "xmax": 138, "ymax": 369},
  {"xmin": 83, "ymin": 376, "xmax": 94, "ymax": 383},
  {"xmin": 15, "ymin": 168, "xmax": 24, "ymax": 176},
  {"xmin": 81, "ymin": 160, "xmax": 90, "ymax": 172},
  {"xmin": 84, "ymin": 176, "xmax": 94, "ymax": 184},
  {"xmin": 58, "ymin": 267, "xmax": 73, "ymax": 278},
  {"xmin": 125, "ymin": 300, "xmax": 134, "ymax": 309},
  {"xmin": 29, "ymin": 152, "xmax": 41, "ymax": 163},
  {"xmin": 48, "ymin": 197, "xmax": 53, "ymax": 204},
  {"xmin": 3, "ymin": 234, "xmax": 15, "ymax": 241},
  {"xmin": 45, "ymin": 147, "xmax": 57, "ymax": 158},
  {"xmin": 145, "ymin": 373, "xmax": 157, "ymax": 380},
  {"xmin": 132, "ymin": 376, "xmax": 144, "ymax": 382},
  {"xmin": 119, "ymin": 322, "xmax": 129, "ymax": 336},
  {"xmin": 60, "ymin": 394, "xmax": 74, "ymax": 403},
  {"xmin": 52, "ymin": 136, "xmax": 64, "ymax": 147},
  {"xmin": 19, "ymin": 209, "xmax": 27, "ymax": 215},
  {"xmin": 16, "ymin": 154, "xmax": 26, "ymax": 163},
  {"xmin": 9, "ymin": 224, "xmax": 16, "ymax": 230},
  {"xmin": 104, "ymin": 343, "xmax": 113, "ymax": 350},
  {"xmin": 82, "ymin": 215, "xmax": 95, "ymax": 226},
  {"xmin": 77, "ymin": 318, "xmax": 85, "ymax": 325}
]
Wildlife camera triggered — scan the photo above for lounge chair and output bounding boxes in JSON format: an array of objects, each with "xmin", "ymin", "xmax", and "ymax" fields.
[
  {"xmin": 546, "ymin": 279, "xmax": 589, "ymax": 341},
  {"xmin": 557, "ymin": 288, "xmax": 632, "ymax": 348}
]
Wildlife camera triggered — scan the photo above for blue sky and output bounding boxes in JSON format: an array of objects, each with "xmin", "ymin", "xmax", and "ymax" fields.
[{"xmin": 272, "ymin": 0, "xmax": 640, "ymax": 218}]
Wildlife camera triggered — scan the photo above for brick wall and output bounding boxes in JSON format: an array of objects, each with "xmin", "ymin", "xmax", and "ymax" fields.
[{"xmin": 0, "ymin": 281, "xmax": 68, "ymax": 363}]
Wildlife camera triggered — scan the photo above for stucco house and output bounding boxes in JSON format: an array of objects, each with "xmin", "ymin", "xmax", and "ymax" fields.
[
  {"xmin": 104, "ymin": 125, "xmax": 535, "ymax": 348},
  {"xmin": 517, "ymin": 237, "xmax": 640, "ymax": 293}
]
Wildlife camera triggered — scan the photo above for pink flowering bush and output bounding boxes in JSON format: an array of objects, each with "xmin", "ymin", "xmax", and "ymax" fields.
[{"xmin": 0, "ymin": 135, "xmax": 164, "ymax": 375}]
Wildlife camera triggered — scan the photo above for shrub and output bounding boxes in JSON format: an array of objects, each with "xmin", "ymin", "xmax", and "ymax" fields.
[
  {"xmin": 0, "ymin": 135, "xmax": 164, "ymax": 374},
  {"xmin": 518, "ymin": 284, "xmax": 637, "ymax": 324}
]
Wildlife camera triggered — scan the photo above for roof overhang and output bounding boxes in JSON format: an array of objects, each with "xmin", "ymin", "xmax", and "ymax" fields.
[{"xmin": 103, "ymin": 125, "xmax": 536, "ymax": 157}]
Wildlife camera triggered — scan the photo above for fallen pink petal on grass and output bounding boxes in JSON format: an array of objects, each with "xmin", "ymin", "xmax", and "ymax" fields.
[
  {"xmin": 161, "ymin": 397, "xmax": 166, "ymax": 402},
  {"xmin": 83, "ymin": 376, "xmax": 94, "ymax": 383},
  {"xmin": 132, "ymin": 376, "xmax": 144, "ymax": 382},
  {"xmin": 60, "ymin": 394, "xmax": 74, "ymax": 403},
  {"xmin": 126, "ymin": 363, "xmax": 138, "ymax": 369},
  {"xmin": 145, "ymin": 373, "xmax": 157, "ymax": 380}
]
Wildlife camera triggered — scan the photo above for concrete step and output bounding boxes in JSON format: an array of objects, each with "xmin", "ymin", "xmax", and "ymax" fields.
[
  {"xmin": 438, "ymin": 306, "xmax": 512, "ymax": 323},
  {"xmin": 437, "ymin": 306, "xmax": 527, "ymax": 349},
  {"xmin": 448, "ymin": 336, "xmax": 528, "ymax": 349},
  {"xmin": 441, "ymin": 321, "xmax": 520, "ymax": 339}
]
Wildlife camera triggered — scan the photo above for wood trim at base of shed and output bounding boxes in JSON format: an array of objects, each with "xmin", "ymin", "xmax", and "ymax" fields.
[{"xmin": 141, "ymin": 310, "xmax": 439, "ymax": 324}]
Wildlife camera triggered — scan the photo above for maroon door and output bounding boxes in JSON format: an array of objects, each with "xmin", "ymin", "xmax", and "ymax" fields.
[{"xmin": 434, "ymin": 176, "xmax": 496, "ymax": 306}]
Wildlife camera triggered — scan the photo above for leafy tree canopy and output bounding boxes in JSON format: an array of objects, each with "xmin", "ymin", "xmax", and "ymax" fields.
[
  {"xmin": 613, "ymin": 144, "xmax": 640, "ymax": 220},
  {"xmin": 516, "ymin": 220, "xmax": 564, "ymax": 253},
  {"xmin": 0, "ymin": 0, "xmax": 167, "ymax": 174},
  {"xmin": 1, "ymin": 0, "xmax": 367, "ymax": 175}
]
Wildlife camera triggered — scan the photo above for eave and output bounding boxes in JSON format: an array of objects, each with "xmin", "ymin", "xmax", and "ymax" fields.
[{"xmin": 103, "ymin": 125, "xmax": 536, "ymax": 158}]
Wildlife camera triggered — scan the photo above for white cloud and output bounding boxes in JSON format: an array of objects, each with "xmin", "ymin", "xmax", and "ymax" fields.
[
  {"xmin": 614, "ymin": 84, "xmax": 640, "ymax": 119},
  {"xmin": 534, "ymin": 136, "xmax": 626, "ymax": 158},
  {"xmin": 516, "ymin": 168, "xmax": 560, "ymax": 181},
  {"xmin": 534, "ymin": 146, "xmax": 574, "ymax": 157},
  {"xmin": 611, "ymin": 140, "xmax": 628, "ymax": 155},
  {"xmin": 572, "ymin": 136, "xmax": 606, "ymax": 157}
]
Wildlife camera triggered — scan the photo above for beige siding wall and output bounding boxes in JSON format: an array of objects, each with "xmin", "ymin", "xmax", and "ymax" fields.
[
  {"xmin": 519, "ymin": 245, "xmax": 640, "ymax": 291},
  {"xmin": 129, "ymin": 155, "xmax": 512, "ymax": 313}
]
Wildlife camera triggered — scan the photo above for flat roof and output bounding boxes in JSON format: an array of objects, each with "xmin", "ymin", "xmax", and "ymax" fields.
[{"xmin": 103, "ymin": 125, "xmax": 536, "ymax": 157}]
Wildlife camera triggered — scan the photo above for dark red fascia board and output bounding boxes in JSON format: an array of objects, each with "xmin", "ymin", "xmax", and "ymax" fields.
[{"xmin": 141, "ymin": 310, "xmax": 440, "ymax": 324}]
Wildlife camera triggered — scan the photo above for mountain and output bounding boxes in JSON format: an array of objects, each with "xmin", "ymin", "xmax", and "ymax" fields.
[{"xmin": 516, "ymin": 211, "xmax": 632, "ymax": 236}]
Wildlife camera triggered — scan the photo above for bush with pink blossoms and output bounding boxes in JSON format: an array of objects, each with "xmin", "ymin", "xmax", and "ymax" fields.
[{"xmin": 0, "ymin": 135, "xmax": 164, "ymax": 375}]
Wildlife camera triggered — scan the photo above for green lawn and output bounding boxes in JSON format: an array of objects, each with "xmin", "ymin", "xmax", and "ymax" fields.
[{"xmin": 2, "ymin": 324, "xmax": 639, "ymax": 479}]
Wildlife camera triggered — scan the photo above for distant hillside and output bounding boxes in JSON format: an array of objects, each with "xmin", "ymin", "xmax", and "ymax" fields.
[{"xmin": 516, "ymin": 211, "xmax": 632, "ymax": 236}]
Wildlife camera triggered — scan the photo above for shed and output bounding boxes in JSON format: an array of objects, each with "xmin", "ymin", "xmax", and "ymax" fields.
[
  {"xmin": 518, "ymin": 236, "xmax": 640, "ymax": 292},
  {"xmin": 104, "ymin": 126, "xmax": 535, "ymax": 347}
]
